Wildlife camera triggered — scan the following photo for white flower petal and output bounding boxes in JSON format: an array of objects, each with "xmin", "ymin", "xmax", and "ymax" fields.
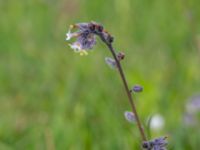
[
  {"xmin": 69, "ymin": 43, "xmax": 81, "ymax": 52},
  {"xmin": 66, "ymin": 29, "xmax": 72, "ymax": 40},
  {"xmin": 66, "ymin": 32, "xmax": 80, "ymax": 41}
]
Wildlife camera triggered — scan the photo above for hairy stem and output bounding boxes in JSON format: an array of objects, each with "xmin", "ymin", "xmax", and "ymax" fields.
[{"xmin": 98, "ymin": 33, "xmax": 147, "ymax": 141}]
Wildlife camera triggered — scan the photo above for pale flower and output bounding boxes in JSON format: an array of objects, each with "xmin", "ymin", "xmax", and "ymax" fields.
[
  {"xmin": 149, "ymin": 114, "xmax": 165, "ymax": 131},
  {"xmin": 66, "ymin": 23, "xmax": 97, "ymax": 55}
]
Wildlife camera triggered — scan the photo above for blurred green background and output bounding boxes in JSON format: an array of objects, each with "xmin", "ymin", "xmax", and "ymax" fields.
[{"xmin": 0, "ymin": 0, "xmax": 200, "ymax": 149}]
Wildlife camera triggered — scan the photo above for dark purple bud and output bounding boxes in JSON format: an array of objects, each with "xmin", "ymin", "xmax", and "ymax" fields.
[
  {"xmin": 100, "ymin": 31, "xmax": 114, "ymax": 44},
  {"xmin": 131, "ymin": 85, "xmax": 143, "ymax": 93},
  {"xmin": 97, "ymin": 25, "xmax": 104, "ymax": 32},
  {"xmin": 88, "ymin": 23, "xmax": 95, "ymax": 31},
  {"xmin": 142, "ymin": 141, "xmax": 151, "ymax": 149},
  {"xmin": 117, "ymin": 52, "xmax": 125, "ymax": 61},
  {"xmin": 107, "ymin": 35, "xmax": 114, "ymax": 43},
  {"xmin": 142, "ymin": 136, "xmax": 168, "ymax": 150}
]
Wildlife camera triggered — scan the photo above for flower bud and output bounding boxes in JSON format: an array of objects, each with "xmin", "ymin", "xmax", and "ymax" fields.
[
  {"xmin": 107, "ymin": 35, "xmax": 114, "ymax": 43},
  {"xmin": 105, "ymin": 57, "xmax": 117, "ymax": 69},
  {"xmin": 117, "ymin": 52, "xmax": 125, "ymax": 61},
  {"xmin": 142, "ymin": 136, "xmax": 168, "ymax": 150},
  {"xmin": 88, "ymin": 23, "xmax": 95, "ymax": 31},
  {"xmin": 131, "ymin": 85, "xmax": 143, "ymax": 93},
  {"xmin": 97, "ymin": 25, "xmax": 104, "ymax": 32},
  {"xmin": 124, "ymin": 111, "xmax": 135, "ymax": 123}
]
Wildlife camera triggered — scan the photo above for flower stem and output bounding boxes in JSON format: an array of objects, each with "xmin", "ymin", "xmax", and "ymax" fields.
[{"xmin": 99, "ymin": 33, "xmax": 147, "ymax": 141}]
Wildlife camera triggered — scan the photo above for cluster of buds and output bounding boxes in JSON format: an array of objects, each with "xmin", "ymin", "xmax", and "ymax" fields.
[
  {"xmin": 66, "ymin": 21, "xmax": 113, "ymax": 55},
  {"xmin": 142, "ymin": 136, "xmax": 168, "ymax": 150}
]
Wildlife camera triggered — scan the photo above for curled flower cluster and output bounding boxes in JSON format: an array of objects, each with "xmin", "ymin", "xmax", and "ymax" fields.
[
  {"xmin": 142, "ymin": 136, "xmax": 168, "ymax": 150},
  {"xmin": 66, "ymin": 21, "xmax": 113, "ymax": 55}
]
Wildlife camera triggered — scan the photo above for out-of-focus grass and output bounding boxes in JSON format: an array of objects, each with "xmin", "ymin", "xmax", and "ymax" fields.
[{"xmin": 0, "ymin": 0, "xmax": 200, "ymax": 149}]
